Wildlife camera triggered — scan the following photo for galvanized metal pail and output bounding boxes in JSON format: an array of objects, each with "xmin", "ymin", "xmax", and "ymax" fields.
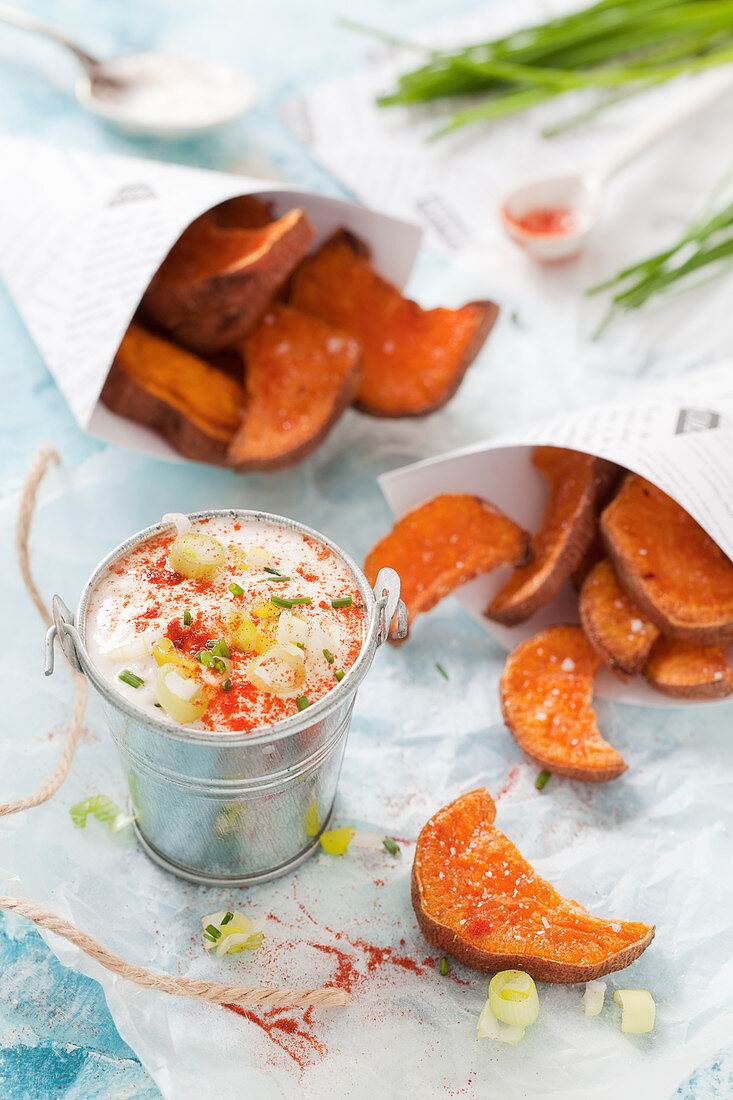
[{"xmin": 44, "ymin": 510, "xmax": 406, "ymax": 885}]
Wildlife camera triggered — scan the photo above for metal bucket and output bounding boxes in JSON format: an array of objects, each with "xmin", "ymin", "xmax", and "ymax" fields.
[{"xmin": 44, "ymin": 510, "xmax": 406, "ymax": 885}]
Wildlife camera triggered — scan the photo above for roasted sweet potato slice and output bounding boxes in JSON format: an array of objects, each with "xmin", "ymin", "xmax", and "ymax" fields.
[
  {"xmin": 227, "ymin": 304, "xmax": 361, "ymax": 471},
  {"xmin": 209, "ymin": 195, "xmax": 273, "ymax": 229},
  {"xmin": 579, "ymin": 559, "xmax": 660, "ymax": 680},
  {"xmin": 143, "ymin": 208, "xmax": 315, "ymax": 354},
  {"xmin": 500, "ymin": 625, "xmax": 626, "ymax": 781},
  {"xmin": 486, "ymin": 448, "xmax": 615, "ymax": 625},
  {"xmin": 413, "ymin": 789, "xmax": 654, "ymax": 983},
  {"xmin": 644, "ymin": 636, "xmax": 733, "ymax": 699},
  {"xmin": 290, "ymin": 230, "xmax": 498, "ymax": 417},
  {"xmin": 364, "ymin": 495, "xmax": 530, "ymax": 641},
  {"xmin": 601, "ymin": 474, "xmax": 733, "ymax": 645},
  {"xmin": 101, "ymin": 324, "xmax": 244, "ymax": 465}
]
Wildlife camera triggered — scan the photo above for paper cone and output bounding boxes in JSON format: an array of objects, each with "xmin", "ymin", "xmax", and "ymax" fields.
[
  {"xmin": 0, "ymin": 137, "xmax": 421, "ymax": 453},
  {"xmin": 381, "ymin": 361, "xmax": 733, "ymax": 707}
]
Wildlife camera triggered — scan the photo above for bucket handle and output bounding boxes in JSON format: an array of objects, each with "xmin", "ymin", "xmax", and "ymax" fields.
[
  {"xmin": 45, "ymin": 595, "xmax": 83, "ymax": 676},
  {"xmin": 372, "ymin": 567, "xmax": 407, "ymax": 645}
]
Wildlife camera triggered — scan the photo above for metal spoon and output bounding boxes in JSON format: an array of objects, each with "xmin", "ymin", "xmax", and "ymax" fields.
[
  {"xmin": 0, "ymin": 3, "xmax": 256, "ymax": 139},
  {"xmin": 500, "ymin": 70, "xmax": 733, "ymax": 262}
]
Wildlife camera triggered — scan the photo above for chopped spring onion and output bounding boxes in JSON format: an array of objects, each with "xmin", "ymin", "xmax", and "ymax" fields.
[
  {"xmin": 247, "ymin": 644, "xmax": 306, "ymax": 696},
  {"xmin": 582, "ymin": 980, "xmax": 607, "ymax": 1017},
  {"xmin": 246, "ymin": 546, "xmax": 271, "ymax": 569},
  {"xmin": 304, "ymin": 801, "xmax": 320, "ymax": 837},
  {"xmin": 489, "ymin": 970, "xmax": 540, "ymax": 1028},
  {"xmin": 209, "ymin": 640, "xmax": 231, "ymax": 658},
  {"xmin": 228, "ymin": 611, "xmax": 257, "ymax": 652},
  {"xmin": 106, "ymin": 637, "xmax": 150, "ymax": 663},
  {"xmin": 323, "ymin": 648, "xmax": 335, "ymax": 664},
  {"xmin": 331, "ymin": 597, "xmax": 352, "ymax": 608},
  {"xmin": 319, "ymin": 826, "xmax": 355, "ymax": 855},
  {"xmin": 252, "ymin": 599, "xmax": 279, "ymax": 619},
  {"xmin": 253, "ymin": 623, "xmax": 278, "ymax": 654},
  {"xmin": 440, "ymin": 957, "xmax": 449, "ymax": 977},
  {"xmin": 228, "ymin": 582, "xmax": 245, "ymax": 597},
  {"xmin": 382, "ymin": 836, "xmax": 400, "ymax": 856},
  {"xmin": 296, "ymin": 694, "xmax": 310, "ymax": 710},
  {"xmin": 194, "ymin": 649, "xmax": 228, "ymax": 675},
  {"xmin": 221, "ymin": 678, "xmax": 231, "ymax": 692},
  {"xmin": 201, "ymin": 910, "xmax": 264, "ymax": 957},
  {"xmin": 614, "ymin": 989, "xmax": 656, "ymax": 1034},
  {"xmin": 334, "ymin": 669, "xmax": 345, "ymax": 682},
  {"xmin": 156, "ymin": 663, "xmax": 210, "ymax": 724},
  {"xmin": 535, "ymin": 770, "xmax": 551, "ymax": 791},
  {"xmin": 162, "ymin": 512, "xmax": 191, "ymax": 536},
  {"xmin": 435, "ymin": 663, "xmax": 449, "ymax": 680},
  {"xmin": 276, "ymin": 610, "xmax": 308, "ymax": 647},
  {"xmin": 169, "ymin": 532, "xmax": 226, "ymax": 582},
  {"xmin": 70, "ymin": 795, "xmax": 135, "ymax": 832},
  {"xmin": 476, "ymin": 999, "xmax": 525, "ymax": 1046},
  {"xmin": 221, "ymin": 912, "xmax": 234, "ymax": 925},
  {"xmin": 271, "ymin": 595, "xmax": 312, "ymax": 609},
  {"xmin": 269, "ymin": 574, "xmax": 290, "ymax": 583},
  {"xmin": 118, "ymin": 669, "xmax": 144, "ymax": 689},
  {"xmin": 264, "ymin": 565, "xmax": 284, "ymax": 575},
  {"xmin": 205, "ymin": 924, "xmax": 222, "ymax": 940},
  {"xmin": 183, "ymin": 609, "xmax": 192, "ymax": 626}
]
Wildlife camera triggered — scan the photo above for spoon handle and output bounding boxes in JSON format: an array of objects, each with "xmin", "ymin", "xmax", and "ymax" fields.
[
  {"xmin": 592, "ymin": 69, "xmax": 733, "ymax": 186},
  {"xmin": 0, "ymin": 3, "xmax": 101, "ymax": 75}
]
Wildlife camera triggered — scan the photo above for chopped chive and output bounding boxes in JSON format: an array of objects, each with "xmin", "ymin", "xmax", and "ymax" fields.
[
  {"xmin": 269, "ymin": 575, "xmax": 291, "ymax": 583},
  {"xmin": 205, "ymin": 924, "xmax": 222, "ymax": 939},
  {"xmin": 535, "ymin": 770, "xmax": 551, "ymax": 791},
  {"xmin": 205, "ymin": 640, "xmax": 216, "ymax": 650},
  {"xmin": 296, "ymin": 695, "xmax": 310, "ymax": 711},
  {"xmin": 221, "ymin": 911, "xmax": 234, "ymax": 925},
  {"xmin": 334, "ymin": 669, "xmax": 345, "ymax": 682},
  {"xmin": 323, "ymin": 648, "xmax": 334, "ymax": 664},
  {"xmin": 294, "ymin": 642, "xmax": 305, "ymax": 650},
  {"xmin": 203, "ymin": 932, "xmax": 217, "ymax": 943},
  {"xmin": 331, "ymin": 597, "xmax": 353, "ymax": 608},
  {"xmin": 382, "ymin": 836, "xmax": 400, "ymax": 856},
  {"xmin": 154, "ymin": 703, "xmax": 162, "ymax": 708},
  {"xmin": 228, "ymin": 582, "xmax": 245, "ymax": 597},
  {"xmin": 119, "ymin": 670, "xmax": 143, "ymax": 689},
  {"xmin": 264, "ymin": 566, "xmax": 284, "ymax": 576},
  {"xmin": 271, "ymin": 595, "xmax": 312, "ymax": 609},
  {"xmin": 435, "ymin": 663, "xmax": 449, "ymax": 680},
  {"xmin": 222, "ymin": 678, "xmax": 231, "ymax": 692},
  {"xmin": 195, "ymin": 650, "xmax": 226, "ymax": 674},
  {"xmin": 183, "ymin": 609, "xmax": 192, "ymax": 626},
  {"xmin": 440, "ymin": 956, "xmax": 449, "ymax": 977},
  {"xmin": 210, "ymin": 640, "xmax": 231, "ymax": 658}
]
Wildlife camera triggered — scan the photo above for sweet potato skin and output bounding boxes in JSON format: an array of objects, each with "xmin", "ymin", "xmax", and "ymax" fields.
[
  {"xmin": 644, "ymin": 636, "xmax": 733, "ymax": 699},
  {"xmin": 580, "ymin": 559, "xmax": 660, "ymax": 680},
  {"xmin": 500, "ymin": 625, "xmax": 627, "ymax": 782},
  {"xmin": 601, "ymin": 474, "xmax": 733, "ymax": 645},
  {"xmin": 290, "ymin": 230, "xmax": 498, "ymax": 417},
  {"xmin": 364, "ymin": 494, "xmax": 530, "ymax": 641},
  {"xmin": 101, "ymin": 324, "xmax": 244, "ymax": 466},
  {"xmin": 144, "ymin": 208, "xmax": 315, "ymax": 354},
  {"xmin": 486, "ymin": 449, "xmax": 615, "ymax": 626},
  {"xmin": 227, "ymin": 304, "xmax": 361, "ymax": 471},
  {"xmin": 412, "ymin": 789, "xmax": 654, "ymax": 983}
]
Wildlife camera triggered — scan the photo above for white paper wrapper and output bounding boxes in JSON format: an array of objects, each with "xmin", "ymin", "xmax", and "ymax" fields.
[
  {"xmin": 380, "ymin": 362, "xmax": 733, "ymax": 706},
  {"xmin": 0, "ymin": 137, "xmax": 421, "ymax": 459}
]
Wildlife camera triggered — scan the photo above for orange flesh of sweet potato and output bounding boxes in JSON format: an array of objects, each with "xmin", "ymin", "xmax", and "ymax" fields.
[
  {"xmin": 500, "ymin": 625, "xmax": 627, "ymax": 781},
  {"xmin": 227, "ymin": 304, "xmax": 361, "ymax": 470},
  {"xmin": 579, "ymin": 559, "xmax": 660, "ymax": 680},
  {"xmin": 601, "ymin": 474, "xmax": 733, "ymax": 645},
  {"xmin": 101, "ymin": 324, "xmax": 244, "ymax": 465},
  {"xmin": 644, "ymin": 636, "xmax": 733, "ymax": 699},
  {"xmin": 143, "ymin": 208, "xmax": 315, "ymax": 354},
  {"xmin": 209, "ymin": 194, "xmax": 273, "ymax": 229},
  {"xmin": 486, "ymin": 448, "xmax": 609, "ymax": 626},
  {"xmin": 412, "ymin": 789, "xmax": 654, "ymax": 982},
  {"xmin": 290, "ymin": 230, "xmax": 498, "ymax": 417},
  {"xmin": 364, "ymin": 494, "xmax": 530, "ymax": 641}
]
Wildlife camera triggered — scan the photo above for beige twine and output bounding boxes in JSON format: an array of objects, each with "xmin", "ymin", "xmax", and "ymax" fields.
[{"xmin": 0, "ymin": 447, "xmax": 348, "ymax": 1009}]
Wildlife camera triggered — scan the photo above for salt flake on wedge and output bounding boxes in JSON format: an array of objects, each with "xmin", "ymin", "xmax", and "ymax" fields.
[
  {"xmin": 500, "ymin": 625, "xmax": 626, "ymax": 782},
  {"xmin": 412, "ymin": 789, "xmax": 654, "ymax": 982}
]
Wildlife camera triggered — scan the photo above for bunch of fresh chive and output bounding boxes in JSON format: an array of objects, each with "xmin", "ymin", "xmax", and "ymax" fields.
[
  {"xmin": 350, "ymin": 0, "xmax": 733, "ymax": 138},
  {"xmin": 589, "ymin": 194, "xmax": 733, "ymax": 331}
]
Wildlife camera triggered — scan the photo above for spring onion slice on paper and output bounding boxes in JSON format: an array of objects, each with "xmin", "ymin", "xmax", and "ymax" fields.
[
  {"xmin": 489, "ymin": 970, "xmax": 540, "ymax": 1028},
  {"xmin": 583, "ymin": 980, "xmax": 607, "ymax": 1016},
  {"xmin": 201, "ymin": 910, "xmax": 264, "ymax": 957},
  {"xmin": 476, "ymin": 998, "xmax": 526, "ymax": 1046},
  {"xmin": 614, "ymin": 989, "xmax": 656, "ymax": 1033},
  {"xmin": 70, "ymin": 795, "xmax": 135, "ymax": 832}
]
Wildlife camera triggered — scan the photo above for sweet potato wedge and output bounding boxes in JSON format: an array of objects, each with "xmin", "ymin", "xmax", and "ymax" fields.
[
  {"xmin": 290, "ymin": 230, "xmax": 498, "ymax": 417},
  {"xmin": 486, "ymin": 448, "xmax": 615, "ymax": 626},
  {"xmin": 143, "ymin": 208, "xmax": 315, "ymax": 354},
  {"xmin": 412, "ymin": 789, "xmax": 654, "ymax": 983},
  {"xmin": 209, "ymin": 195, "xmax": 273, "ymax": 229},
  {"xmin": 601, "ymin": 474, "xmax": 733, "ymax": 645},
  {"xmin": 227, "ymin": 304, "xmax": 361, "ymax": 471},
  {"xmin": 500, "ymin": 625, "xmax": 627, "ymax": 781},
  {"xmin": 579, "ymin": 559, "xmax": 660, "ymax": 680},
  {"xmin": 364, "ymin": 494, "xmax": 530, "ymax": 641},
  {"xmin": 101, "ymin": 324, "xmax": 244, "ymax": 465},
  {"xmin": 644, "ymin": 636, "xmax": 733, "ymax": 699}
]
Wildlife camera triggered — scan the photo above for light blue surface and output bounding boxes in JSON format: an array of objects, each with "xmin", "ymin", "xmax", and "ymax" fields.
[{"xmin": 0, "ymin": 1, "xmax": 731, "ymax": 1097}]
